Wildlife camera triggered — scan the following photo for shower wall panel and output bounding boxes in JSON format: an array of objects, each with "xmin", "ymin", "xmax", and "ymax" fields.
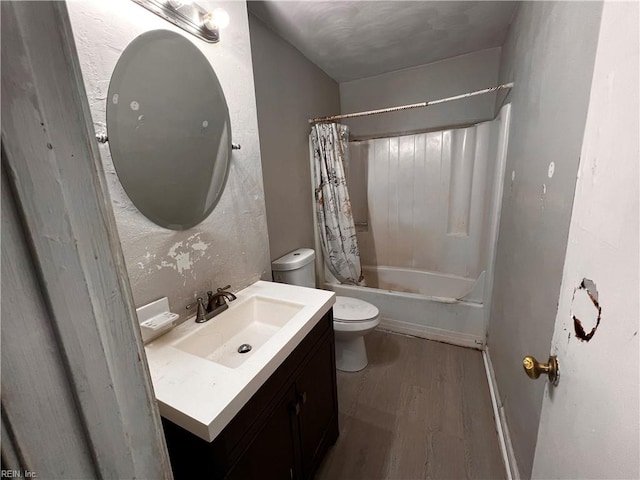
[{"xmin": 350, "ymin": 122, "xmax": 496, "ymax": 279}]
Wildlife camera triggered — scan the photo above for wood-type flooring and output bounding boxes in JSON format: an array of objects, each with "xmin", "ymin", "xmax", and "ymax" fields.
[{"xmin": 316, "ymin": 330, "xmax": 505, "ymax": 480}]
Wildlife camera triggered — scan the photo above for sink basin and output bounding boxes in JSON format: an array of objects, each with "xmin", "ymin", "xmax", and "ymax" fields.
[
  {"xmin": 144, "ymin": 280, "xmax": 335, "ymax": 441},
  {"xmin": 173, "ymin": 296, "xmax": 304, "ymax": 368}
]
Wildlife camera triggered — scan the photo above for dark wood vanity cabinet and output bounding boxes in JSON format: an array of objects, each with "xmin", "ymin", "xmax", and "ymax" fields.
[
  {"xmin": 226, "ymin": 385, "xmax": 298, "ymax": 480},
  {"xmin": 162, "ymin": 309, "xmax": 339, "ymax": 480},
  {"xmin": 296, "ymin": 333, "xmax": 338, "ymax": 479}
]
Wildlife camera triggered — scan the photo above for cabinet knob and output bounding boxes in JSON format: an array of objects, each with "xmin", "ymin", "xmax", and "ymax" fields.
[{"xmin": 299, "ymin": 391, "xmax": 307, "ymax": 405}]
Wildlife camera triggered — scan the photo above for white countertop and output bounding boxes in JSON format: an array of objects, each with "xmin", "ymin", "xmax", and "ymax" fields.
[{"xmin": 144, "ymin": 281, "xmax": 335, "ymax": 442}]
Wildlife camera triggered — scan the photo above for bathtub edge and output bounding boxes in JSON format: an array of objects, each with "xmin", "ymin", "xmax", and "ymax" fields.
[{"xmin": 377, "ymin": 317, "xmax": 485, "ymax": 350}]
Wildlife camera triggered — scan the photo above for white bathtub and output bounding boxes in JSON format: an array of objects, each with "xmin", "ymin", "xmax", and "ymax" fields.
[
  {"xmin": 361, "ymin": 265, "xmax": 482, "ymax": 302},
  {"xmin": 315, "ymin": 106, "xmax": 512, "ymax": 350},
  {"xmin": 324, "ymin": 265, "xmax": 486, "ymax": 349}
]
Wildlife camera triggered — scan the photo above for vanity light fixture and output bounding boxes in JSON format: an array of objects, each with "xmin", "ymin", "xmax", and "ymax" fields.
[
  {"xmin": 131, "ymin": 0, "xmax": 229, "ymax": 43},
  {"xmin": 166, "ymin": 0, "xmax": 189, "ymax": 9}
]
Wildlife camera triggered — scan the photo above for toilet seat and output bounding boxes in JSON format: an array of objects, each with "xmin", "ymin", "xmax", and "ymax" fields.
[
  {"xmin": 332, "ymin": 296, "xmax": 380, "ymax": 372},
  {"xmin": 333, "ymin": 296, "xmax": 379, "ymax": 323}
]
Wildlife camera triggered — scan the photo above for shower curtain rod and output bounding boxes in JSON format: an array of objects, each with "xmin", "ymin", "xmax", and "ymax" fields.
[{"xmin": 308, "ymin": 82, "xmax": 514, "ymax": 124}]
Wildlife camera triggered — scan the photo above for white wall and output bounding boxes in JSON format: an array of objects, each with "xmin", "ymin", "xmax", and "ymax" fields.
[
  {"xmin": 68, "ymin": 0, "xmax": 270, "ymax": 319},
  {"xmin": 486, "ymin": 2, "xmax": 603, "ymax": 477},
  {"xmin": 532, "ymin": 2, "xmax": 639, "ymax": 477},
  {"xmin": 248, "ymin": 14, "xmax": 340, "ymax": 262},
  {"xmin": 339, "ymin": 48, "xmax": 501, "ymax": 138}
]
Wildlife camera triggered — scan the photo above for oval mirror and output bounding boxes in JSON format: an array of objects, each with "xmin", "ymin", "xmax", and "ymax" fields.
[{"xmin": 106, "ymin": 30, "xmax": 231, "ymax": 230}]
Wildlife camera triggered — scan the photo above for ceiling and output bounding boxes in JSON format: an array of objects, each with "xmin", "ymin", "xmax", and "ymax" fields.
[{"xmin": 248, "ymin": 1, "xmax": 518, "ymax": 83}]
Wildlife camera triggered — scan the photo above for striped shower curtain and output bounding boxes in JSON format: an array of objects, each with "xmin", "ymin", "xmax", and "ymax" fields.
[{"xmin": 310, "ymin": 123, "xmax": 364, "ymax": 286}]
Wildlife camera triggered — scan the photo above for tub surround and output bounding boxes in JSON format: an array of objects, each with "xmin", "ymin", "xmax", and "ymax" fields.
[
  {"xmin": 326, "ymin": 105, "xmax": 510, "ymax": 348},
  {"xmin": 144, "ymin": 281, "xmax": 334, "ymax": 442},
  {"xmin": 350, "ymin": 113, "xmax": 505, "ymax": 281}
]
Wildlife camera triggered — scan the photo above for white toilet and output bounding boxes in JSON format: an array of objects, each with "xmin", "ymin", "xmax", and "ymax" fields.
[{"xmin": 272, "ymin": 248, "xmax": 380, "ymax": 372}]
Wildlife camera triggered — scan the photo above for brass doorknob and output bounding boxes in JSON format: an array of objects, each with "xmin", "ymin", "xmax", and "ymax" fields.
[{"xmin": 522, "ymin": 355, "xmax": 559, "ymax": 385}]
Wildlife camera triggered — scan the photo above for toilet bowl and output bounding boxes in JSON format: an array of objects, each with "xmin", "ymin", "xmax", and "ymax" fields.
[
  {"xmin": 271, "ymin": 248, "xmax": 380, "ymax": 373},
  {"xmin": 332, "ymin": 296, "xmax": 380, "ymax": 372}
]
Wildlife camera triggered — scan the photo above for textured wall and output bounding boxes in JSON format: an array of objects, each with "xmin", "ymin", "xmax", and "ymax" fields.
[
  {"xmin": 487, "ymin": 2, "xmax": 603, "ymax": 477},
  {"xmin": 68, "ymin": 0, "xmax": 270, "ymax": 320},
  {"xmin": 339, "ymin": 48, "xmax": 501, "ymax": 138},
  {"xmin": 248, "ymin": 14, "xmax": 340, "ymax": 261},
  {"xmin": 350, "ymin": 121, "xmax": 497, "ymax": 280}
]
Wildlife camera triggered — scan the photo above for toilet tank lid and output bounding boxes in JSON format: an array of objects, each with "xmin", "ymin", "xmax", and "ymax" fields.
[{"xmin": 271, "ymin": 248, "xmax": 315, "ymax": 271}]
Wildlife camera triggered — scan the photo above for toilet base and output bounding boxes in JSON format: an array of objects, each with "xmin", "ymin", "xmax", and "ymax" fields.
[{"xmin": 335, "ymin": 335, "xmax": 368, "ymax": 372}]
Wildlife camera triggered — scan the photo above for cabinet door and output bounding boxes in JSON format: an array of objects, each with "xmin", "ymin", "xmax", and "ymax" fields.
[
  {"xmin": 226, "ymin": 385, "xmax": 298, "ymax": 480},
  {"xmin": 296, "ymin": 333, "xmax": 339, "ymax": 479}
]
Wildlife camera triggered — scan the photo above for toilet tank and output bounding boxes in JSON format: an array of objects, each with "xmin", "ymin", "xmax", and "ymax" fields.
[{"xmin": 271, "ymin": 248, "xmax": 316, "ymax": 288}]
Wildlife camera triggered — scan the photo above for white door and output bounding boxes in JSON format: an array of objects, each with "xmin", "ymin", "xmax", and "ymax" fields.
[{"xmin": 531, "ymin": 2, "xmax": 639, "ymax": 478}]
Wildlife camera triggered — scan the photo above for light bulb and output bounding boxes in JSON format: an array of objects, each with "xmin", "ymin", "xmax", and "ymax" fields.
[{"xmin": 207, "ymin": 8, "xmax": 230, "ymax": 30}]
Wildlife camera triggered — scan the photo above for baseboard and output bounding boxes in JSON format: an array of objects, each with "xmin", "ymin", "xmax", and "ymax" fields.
[
  {"xmin": 377, "ymin": 317, "xmax": 485, "ymax": 350},
  {"xmin": 482, "ymin": 348, "xmax": 520, "ymax": 480}
]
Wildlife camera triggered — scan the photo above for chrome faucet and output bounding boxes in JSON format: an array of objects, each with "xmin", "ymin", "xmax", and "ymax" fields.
[{"xmin": 187, "ymin": 285, "xmax": 237, "ymax": 323}]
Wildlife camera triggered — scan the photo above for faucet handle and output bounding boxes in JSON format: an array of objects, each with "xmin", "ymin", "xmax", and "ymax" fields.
[
  {"xmin": 186, "ymin": 297, "xmax": 202, "ymax": 309},
  {"xmin": 186, "ymin": 297, "xmax": 207, "ymax": 323}
]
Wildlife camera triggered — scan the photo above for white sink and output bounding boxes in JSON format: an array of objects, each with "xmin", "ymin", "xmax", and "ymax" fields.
[
  {"xmin": 173, "ymin": 296, "xmax": 304, "ymax": 368},
  {"xmin": 144, "ymin": 280, "xmax": 335, "ymax": 442}
]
